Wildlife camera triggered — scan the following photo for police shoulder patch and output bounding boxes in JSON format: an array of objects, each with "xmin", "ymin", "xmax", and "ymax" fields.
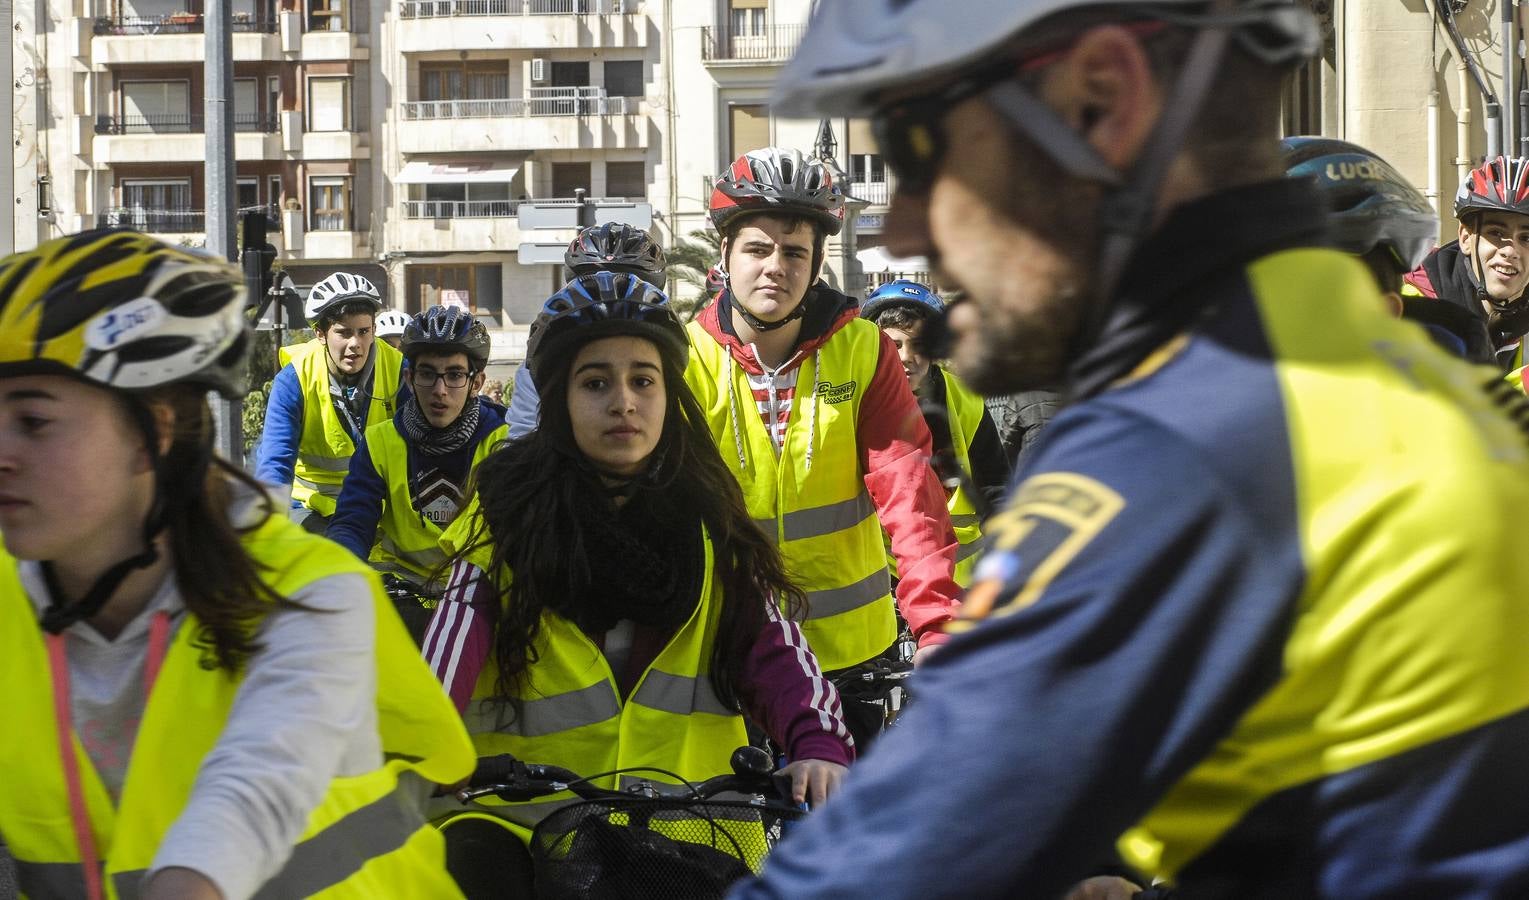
[{"xmin": 948, "ymin": 472, "xmax": 1125, "ymax": 631}]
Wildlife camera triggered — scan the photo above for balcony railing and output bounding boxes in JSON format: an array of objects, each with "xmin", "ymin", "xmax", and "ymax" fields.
[
  {"xmin": 94, "ymin": 113, "xmax": 279, "ymax": 135},
  {"xmin": 93, "ymin": 14, "xmax": 278, "ymax": 35},
  {"xmin": 103, "ymin": 204, "xmax": 281, "ymax": 232},
  {"xmin": 403, "ymin": 199, "xmax": 517, "ymax": 218},
  {"xmin": 848, "ymin": 179, "xmax": 891, "ymax": 205},
  {"xmin": 700, "ymin": 24, "xmax": 806, "ymax": 63},
  {"xmin": 402, "ymin": 88, "xmax": 631, "ymax": 119},
  {"xmin": 104, "ymin": 207, "xmax": 205, "ymax": 232},
  {"xmin": 399, "ymin": 0, "xmax": 633, "ymax": 16},
  {"xmin": 311, "ymin": 212, "xmax": 351, "ymax": 232},
  {"xmin": 96, "ymin": 113, "xmax": 200, "ymax": 135}
]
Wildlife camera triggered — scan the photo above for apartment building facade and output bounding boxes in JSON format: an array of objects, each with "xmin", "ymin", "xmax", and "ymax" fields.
[{"xmin": 8, "ymin": 1, "xmax": 1487, "ymax": 329}]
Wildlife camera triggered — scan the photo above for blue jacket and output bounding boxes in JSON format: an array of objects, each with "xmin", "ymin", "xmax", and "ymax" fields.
[
  {"xmin": 327, "ymin": 397, "xmax": 508, "ymax": 564},
  {"xmin": 735, "ymin": 180, "xmax": 1529, "ymax": 898}
]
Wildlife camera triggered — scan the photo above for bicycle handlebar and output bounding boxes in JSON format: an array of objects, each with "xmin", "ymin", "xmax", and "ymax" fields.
[{"xmin": 457, "ymin": 747, "xmax": 797, "ymax": 808}]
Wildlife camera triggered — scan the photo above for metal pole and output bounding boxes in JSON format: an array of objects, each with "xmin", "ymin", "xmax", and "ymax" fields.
[
  {"xmin": 0, "ymin": 0, "xmax": 13, "ymax": 256},
  {"xmin": 1506, "ymin": 0, "xmax": 1516, "ymax": 157},
  {"xmin": 206, "ymin": 0, "xmax": 243, "ymax": 463}
]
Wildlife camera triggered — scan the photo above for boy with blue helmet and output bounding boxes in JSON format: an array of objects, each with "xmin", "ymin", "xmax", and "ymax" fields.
[{"xmin": 861, "ymin": 281, "xmax": 1009, "ymax": 584}]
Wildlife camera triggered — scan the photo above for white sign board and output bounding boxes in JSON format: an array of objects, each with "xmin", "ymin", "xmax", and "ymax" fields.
[
  {"xmin": 518, "ymin": 242, "xmax": 574, "ymax": 266},
  {"xmin": 440, "ymin": 289, "xmax": 470, "ymax": 310}
]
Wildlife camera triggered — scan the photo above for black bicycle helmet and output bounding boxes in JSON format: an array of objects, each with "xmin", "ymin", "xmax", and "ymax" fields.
[
  {"xmin": 710, "ymin": 148, "xmax": 845, "ymax": 236},
  {"xmin": 1282, "ymin": 136, "xmax": 1438, "ymax": 271},
  {"xmin": 565, "ymin": 223, "xmax": 667, "ymax": 287},
  {"xmin": 401, "ymin": 306, "xmax": 492, "ymax": 371},
  {"xmin": 526, "ymin": 271, "xmax": 688, "ymax": 384}
]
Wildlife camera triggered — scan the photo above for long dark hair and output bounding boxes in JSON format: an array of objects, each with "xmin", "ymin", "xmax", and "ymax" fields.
[
  {"xmin": 458, "ymin": 338, "xmax": 805, "ymax": 714},
  {"xmin": 136, "ymin": 385, "xmax": 299, "ymax": 673}
]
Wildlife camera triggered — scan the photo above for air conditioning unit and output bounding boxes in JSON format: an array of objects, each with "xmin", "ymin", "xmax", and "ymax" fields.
[{"xmin": 531, "ymin": 58, "xmax": 549, "ymax": 84}]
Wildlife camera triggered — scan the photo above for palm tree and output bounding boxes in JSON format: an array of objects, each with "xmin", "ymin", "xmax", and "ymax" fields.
[{"xmin": 667, "ymin": 228, "xmax": 722, "ymax": 319}]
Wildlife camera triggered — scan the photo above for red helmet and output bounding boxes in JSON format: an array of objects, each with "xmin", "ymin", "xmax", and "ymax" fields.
[
  {"xmin": 709, "ymin": 147, "xmax": 845, "ymax": 236},
  {"xmin": 1454, "ymin": 156, "xmax": 1529, "ymax": 219}
]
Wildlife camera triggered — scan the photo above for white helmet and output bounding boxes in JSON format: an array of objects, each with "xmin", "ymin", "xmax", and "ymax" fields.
[
  {"xmin": 772, "ymin": 0, "xmax": 1320, "ymax": 118},
  {"xmin": 305, "ymin": 271, "xmax": 382, "ymax": 327},
  {"xmin": 375, "ymin": 308, "xmax": 411, "ymax": 338}
]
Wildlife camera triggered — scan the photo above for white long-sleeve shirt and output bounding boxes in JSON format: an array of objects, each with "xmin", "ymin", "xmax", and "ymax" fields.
[{"xmin": 21, "ymin": 496, "xmax": 380, "ymax": 900}]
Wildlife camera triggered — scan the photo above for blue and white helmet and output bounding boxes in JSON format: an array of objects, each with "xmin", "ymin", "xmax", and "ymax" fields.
[
  {"xmin": 526, "ymin": 271, "xmax": 688, "ymax": 383},
  {"xmin": 861, "ymin": 280, "xmax": 944, "ymax": 323}
]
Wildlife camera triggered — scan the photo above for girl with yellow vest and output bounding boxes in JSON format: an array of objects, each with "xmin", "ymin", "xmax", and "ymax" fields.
[
  {"xmin": 0, "ymin": 230, "xmax": 474, "ymax": 900},
  {"xmin": 425, "ymin": 272, "xmax": 853, "ymax": 896}
]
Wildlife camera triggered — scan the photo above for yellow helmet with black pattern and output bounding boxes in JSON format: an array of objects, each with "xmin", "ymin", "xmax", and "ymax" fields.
[{"xmin": 0, "ymin": 228, "xmax": 249, "ymax": 398}]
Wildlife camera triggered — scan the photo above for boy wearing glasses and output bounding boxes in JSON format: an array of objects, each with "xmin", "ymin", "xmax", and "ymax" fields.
[
  {"xmin": 735, "ymin": 0, "xmax": 1529, "ymax": 898},
  {"xmin": 684, "ymin": 147, "xmax": 963, "ymax": 750},
  {"xmin": 329, "ymin": 306, "xmax": 506, "ymax": 594}
]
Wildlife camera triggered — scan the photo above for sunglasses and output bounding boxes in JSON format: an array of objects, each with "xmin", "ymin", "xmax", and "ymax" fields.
[{"xmin": 870, "ymin": 21, "xmax": 1167, "ymax": 195}]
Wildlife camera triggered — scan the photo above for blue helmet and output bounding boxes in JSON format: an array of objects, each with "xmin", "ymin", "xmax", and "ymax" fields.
[
  {"xmin": 526, "ymin": 271, "xmax": 688, "ymax": 383},
  {"xmin": 402, "ymin": 305, "xmax": 492, "ymax": 370},
  {"xmin": 861, "ymin": 280, "xmax": 944, "ymax": 323}
]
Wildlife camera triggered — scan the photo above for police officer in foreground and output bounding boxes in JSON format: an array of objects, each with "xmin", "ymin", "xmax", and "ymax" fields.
[{"xmin": 734, "ymin": 0, "xmax": 1529, "ymax": 897}]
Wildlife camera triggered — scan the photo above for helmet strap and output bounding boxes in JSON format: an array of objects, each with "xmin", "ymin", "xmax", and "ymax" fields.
[{"xmin": 732, "ymin": 290, "xmax": 807, "ymax": 333}]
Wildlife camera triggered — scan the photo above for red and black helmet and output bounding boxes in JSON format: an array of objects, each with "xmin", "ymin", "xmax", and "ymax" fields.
[
  {"xmin": 1455, "ymin": 156, "xmax": 1529, "ymax": 219},
  {"xmin": 709, "ymin": 148, "xmax": 845, "ymax": 236}
]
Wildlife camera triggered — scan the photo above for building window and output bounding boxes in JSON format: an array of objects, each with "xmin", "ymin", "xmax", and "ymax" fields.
[
  {"xmin": 308, "ymin": 0, "xmax": 346, "ymax": 32},
  {"xmin": 604, "ymin": 61, "xmax": 644, "ymax": 99},
  {"xmin": 267, "ymin": 75, "xmax": 282, "ymax": 116},
  {"xmin": 606, "ymin": 161, "xmax": 646, "ymax": 199},
  {"xmin": 309, "ymin": 176, "xmax": 351, "ymax": 231},
  {"xmin": 237, "ymin": 178, "xmax": 260, "ymax": 211},
  {"xmin": 728, "ymin": 103, "xmax": 769, "ymax": 161},
  {"xmin": 552, "ymin": 162, "xmax": 592, "ymax": 198},
  {"xmin": 120, "ymin": 80, "xmax": 191, "ymax": 133},
  {"xmin": 307, "ymin": 77, "xmax": 350, "ymax": 132},
  {"xmin": 729, "ymin": 1, "xmax": 765, "ymax": 37},
  {"xmin": 119, "ymin": 180, "xmax": 195, "ymax": 231},
  {"xmin": 234, "ymin": 78, "xmax": 259, "ymax": 130},
  {"xmin": 269, "ymin": 174, "xmax": 283, "ymax": 207},
  {"xmin": 407, "ymin": 264, "xmax": 501, "ymax": 319},
  {"xmin": 420, "ymin": 62, "xmax": 510, "ymax": 102}
]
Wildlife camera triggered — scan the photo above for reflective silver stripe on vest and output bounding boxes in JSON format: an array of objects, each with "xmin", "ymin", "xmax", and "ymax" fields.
[
  {"xmin": 631, "ymin": 670, "xmax": 735, "ymax": 718},
  {"xmin": 115, "ymin": 868, "xmax": 149, "ymax": 899},
  {"xmin": 16, "ymin": 859, "xmax": 92, "ymax": 898},
  {"xmin": 805, "ymin": 568, "xmax": 891, "ymax": 618},
  {"xmin": 949, "ymin": 513, "xmax": 981, "ymax": 529},
  {"xmin": 478, "ymin": 681, "xmax": 623, "ymax": 738},
  {"xmin": 297, "ymin": 453, "xmax": 352, "ymax": 472},
  {"xmin": 753, "ymin": 518, "xmax": 778, "ymax": 542},
  {"xmin": 248, "ymin": 773, "xmax": 431, "ymax": 900},
  {"xmin": 956, "ymin": 534, "xmax": 988, "ymax": 563},
  {"xmin": 781, "ymin": 492, "xmax": 876, "ymax": 543},
  {"xmin": 380, "ymin": 533, "xmax": 450, "ymax": 571},
  {"xmin": 294, "ymin": 474, "xmax": 344, "ymax": 496}
]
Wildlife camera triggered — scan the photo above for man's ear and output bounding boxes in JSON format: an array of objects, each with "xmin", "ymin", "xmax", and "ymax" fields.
[
  {"xmin": 1458, "ymin": 220, "xmax": 1475, "ymax": 250},
  {"xmin": 471, "ymin": 371, "xmax": 487, "ymax": 394},
  {"xmin": 1048, "ymin": 24, "xmax": 1163, "ymax": 170},
  {"xmin": 313, "ymin": 326, "xmax": 325, "ymax": 341}
]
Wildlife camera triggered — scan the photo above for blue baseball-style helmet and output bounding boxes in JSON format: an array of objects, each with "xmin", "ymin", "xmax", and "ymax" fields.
[
  {"xmin": 526, "ymin": 271, "xmax": 688, "ymax": 383},
  {"xmin": 861, "ymin": 279, "xmax": 944, "ymax": 323}
]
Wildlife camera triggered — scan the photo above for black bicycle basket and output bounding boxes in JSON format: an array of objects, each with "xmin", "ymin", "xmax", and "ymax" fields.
[{"xmin": 529, "ymin": 795, "xmax": 803, "ymax": 899}]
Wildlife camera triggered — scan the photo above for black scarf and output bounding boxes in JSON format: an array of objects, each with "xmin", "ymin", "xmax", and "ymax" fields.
[
  {"xmin": 545, "ymin": 479, "xmax": 703, "ymax": 636},
  {"xmin": 399, "ymin": 394, "xmax": 481, "ymax": 457}
]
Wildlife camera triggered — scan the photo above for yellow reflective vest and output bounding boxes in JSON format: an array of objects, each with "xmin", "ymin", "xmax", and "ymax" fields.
[
  {"xmin": 438, "ymin": 516, "xmax": 748, "ymax": 833},
  {"xmin": 939, "ymin": 368, "xmax": 989, "ymax": 586},
  {"xmin": 0, "ymin": 506, "xmax": 474, "ymax": 899},
  {"xmin": 278, "ymin": 338, "xmax": 321, "ymax": 369},
  {"xmin": 684, "ymin": 319, "xmax": 896, "ymax": 671},
  {"xmin": 291, "ymin": 339, "xmax": 403, "ymax": 516},
  {"xmin": 362, "ymin": 416, "xmax": 508, "ymax": 588}
]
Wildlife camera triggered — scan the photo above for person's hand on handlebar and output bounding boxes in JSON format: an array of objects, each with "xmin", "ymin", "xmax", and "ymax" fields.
[{"xmin": 777, "ymin": 758, "xmax": 848, "ymax": 807}]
